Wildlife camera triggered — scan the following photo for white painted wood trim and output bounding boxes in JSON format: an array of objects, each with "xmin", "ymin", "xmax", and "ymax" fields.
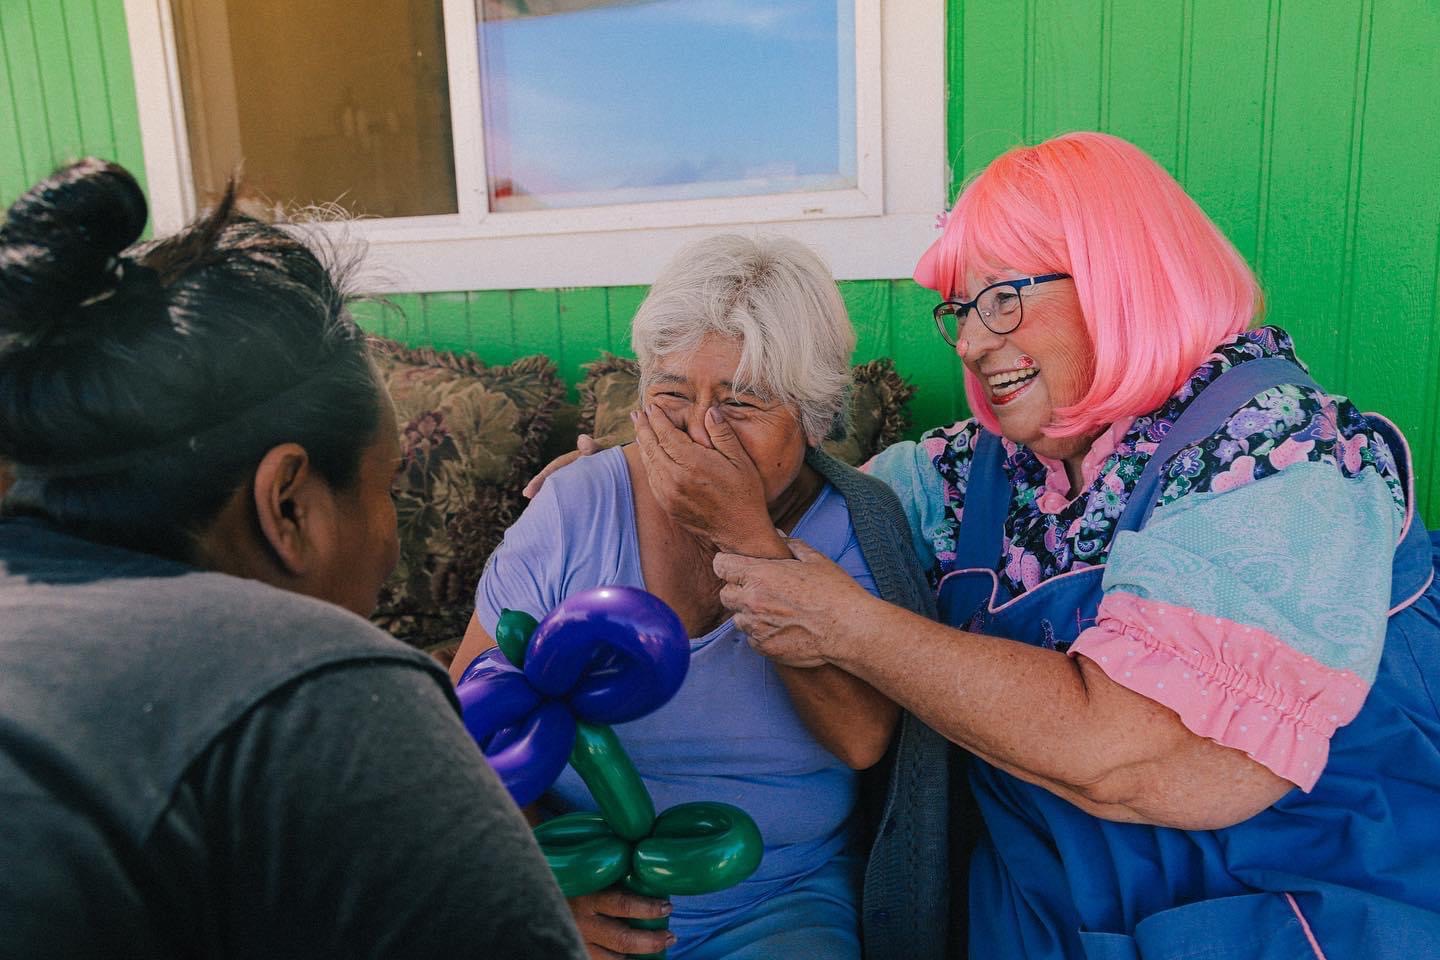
[
  {"xmin": 123, "ymin": 0, "xmax": 945, "ymax": 287},
  {"xmin": 355, "ymin": 210, "xmax": 942, "ymax": 291},
  {"xmin": 851, "ymin": 0, "xmax": 884, "ymax": 214},
  {"xmin": 124, "ymin": 0, "xmax": 194, "ymax": 232},
  {"xmin": 440, "ymin": 0, "xmax": 488, "ymax": 226}
]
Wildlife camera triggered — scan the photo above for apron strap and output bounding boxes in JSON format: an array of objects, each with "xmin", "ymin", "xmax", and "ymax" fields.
[
  {"xmin": 1363, "ymin": 413, "xmax": 1433, "ymax": 609},
  {"xmin": 953, "ymin": 429, "xmax": 1013, "ymax": 571},
  {"xmin": 1115, "ymin": 356, "xmax": 1320, "ymax": 534}
]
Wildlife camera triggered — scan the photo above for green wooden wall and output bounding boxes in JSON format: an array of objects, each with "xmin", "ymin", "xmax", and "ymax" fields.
[
  {"xmin": 4, "ymin": 1, "xmax": 1438, "ymax": 520},
  {"xmin": 0, "ymin": 0, "xmax": 145, "ymax": 202},
  {"xmin": 946, "ymin": 0, "xmax": 1440, "ymax": 523},
  {"xmin": 345, "ymin": 279, "xmax": 965, "ymax": 459}
]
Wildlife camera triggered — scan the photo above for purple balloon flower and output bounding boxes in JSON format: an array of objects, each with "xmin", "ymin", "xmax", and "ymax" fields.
[{"xmin": 456, "ymin": 587, "xmax": 688, "ymax": 807}]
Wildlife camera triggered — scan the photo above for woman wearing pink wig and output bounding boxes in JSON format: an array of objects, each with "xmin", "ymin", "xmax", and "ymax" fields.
[{"xmin": 630, "ymin": 132, "xmax": 1440, "ymax": 958}]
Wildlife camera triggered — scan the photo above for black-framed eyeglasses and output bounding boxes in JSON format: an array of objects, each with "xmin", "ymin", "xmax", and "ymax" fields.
[{"xmin": 932, "ymin": 273, "xmax": 1071, "ymax": 344}]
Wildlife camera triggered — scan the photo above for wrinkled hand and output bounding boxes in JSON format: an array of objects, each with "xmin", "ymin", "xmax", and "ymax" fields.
[
  {"xmin": 632, "ymin": 406, "xmax": 784, "ymax": 557},
  {"xmin": 713, "ymin": 538, "xmax": 874, "ymax": 668},
  {"xmin": 523, "ymin": 433, "xmax": 603, "ymax": 498},
  {"xmin": 570, "ymin": 888, "xmax": 675, "ymax": 960}
]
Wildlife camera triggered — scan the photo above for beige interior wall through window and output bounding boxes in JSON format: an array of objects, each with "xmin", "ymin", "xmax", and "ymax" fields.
[{"xmin": 172, "ymin": 0, "xmax": 457, "ymax": 218}]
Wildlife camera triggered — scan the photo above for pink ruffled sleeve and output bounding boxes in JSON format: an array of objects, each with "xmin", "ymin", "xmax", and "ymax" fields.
[{"xmin": 1070, "ymin": 592, "xmax": 1369, "ymax": 792}]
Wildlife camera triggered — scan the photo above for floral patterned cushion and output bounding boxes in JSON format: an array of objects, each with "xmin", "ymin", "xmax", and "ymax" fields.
[
  {"xmin": 369, "ymin": 339, "xmax": 564, "ymax": 653},
  {"xmin": 576, "ymin": 353, "xmax": 916, "ymax": 466},
  {"xmin": 824, "ymin": 358, "xmax": 919, "ymax": 466}
]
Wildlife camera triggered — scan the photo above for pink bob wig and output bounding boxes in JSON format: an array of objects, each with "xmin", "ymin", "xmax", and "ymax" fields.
[{"xmin": 915, "ymin": 131, "xmax": 1262, "ymax": 438}]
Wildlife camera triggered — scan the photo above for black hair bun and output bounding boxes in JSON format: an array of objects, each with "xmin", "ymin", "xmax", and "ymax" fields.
[{"xmin": 0, "ymin": 158, "xmax": 149, "ymax": 339}]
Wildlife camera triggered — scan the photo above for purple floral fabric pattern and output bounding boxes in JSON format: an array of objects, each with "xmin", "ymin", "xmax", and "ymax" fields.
[{"xmin": 920, "ymin": 326, "xmax": 1405, "ymax": 595}]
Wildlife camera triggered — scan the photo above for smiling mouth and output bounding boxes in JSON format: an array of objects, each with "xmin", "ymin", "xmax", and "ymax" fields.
[{"xmin": 987, "ymin": 367, "xmax": 1040, "ymax": 406}]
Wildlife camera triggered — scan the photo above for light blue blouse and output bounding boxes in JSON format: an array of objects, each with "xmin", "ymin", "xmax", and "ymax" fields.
[{"xmin": 475, "ymin": 446, "xmax": 879, "ymax": 959}]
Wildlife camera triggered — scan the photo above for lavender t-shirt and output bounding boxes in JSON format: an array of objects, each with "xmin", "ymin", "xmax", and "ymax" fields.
[{"xmin": 475, "ymin": 446, "xmax": 879, "ymax": 918}]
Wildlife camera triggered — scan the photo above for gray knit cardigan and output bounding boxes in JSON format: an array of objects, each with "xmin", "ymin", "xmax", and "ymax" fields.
[{"xmin": 805, "ymin": 448, "xmax": 963, "ymax": 960}]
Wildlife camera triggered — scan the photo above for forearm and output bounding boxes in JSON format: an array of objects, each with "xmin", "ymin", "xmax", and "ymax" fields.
[
  {"xmin": 774, "ymin": 663, "xmax": 899, "ymax": 769},
  {"xmin": 826, "ymin": 595, "xmax": 1286, "ymax": 828},
  {"xmin": 828, "ymin": 597, "xmax": 1100, "ymax": 782},
  {"xmin": 713, "ymin": 524, "xmax": 792, "ymax": 560}
]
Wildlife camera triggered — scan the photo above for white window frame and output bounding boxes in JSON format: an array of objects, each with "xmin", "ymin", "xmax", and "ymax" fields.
[{"xmin": 124, "ymin": 0, "xmax": 945, "ymax": 291}]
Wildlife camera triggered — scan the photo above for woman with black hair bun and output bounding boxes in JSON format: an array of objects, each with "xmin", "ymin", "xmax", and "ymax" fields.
[{"xmin": 0, "ymin": 159, "xmax": 586, "ymax": 959}]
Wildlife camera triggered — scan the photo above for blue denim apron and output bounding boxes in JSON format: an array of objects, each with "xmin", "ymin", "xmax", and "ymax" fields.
[{"xmin": 939, "ymin": 358, "xmax": 1440, "ymax": 959}]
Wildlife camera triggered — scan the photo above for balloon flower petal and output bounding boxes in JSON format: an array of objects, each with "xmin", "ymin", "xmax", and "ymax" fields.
[
  {"xmin": 457, "ymin": 662, "xmax": 576, "ymax": 807},
  {"xmin": 485, "ymin": 701, "xmax": 575, "ymax": 808},
  {"xmin": 525, "ymin": 586, "xmax": 689, "ymax": 724},
  {"xmin": 456, "ymin": 659, "xmax": 537, "ymax": 742},
  {"xmin": 456, "ymin": 645, "xmax": 511, "ymax": 686}
]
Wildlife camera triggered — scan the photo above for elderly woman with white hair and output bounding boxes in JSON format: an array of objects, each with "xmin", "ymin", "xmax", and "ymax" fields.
[{"xmin": 449, "ymin": 234, "xmax": 931, "ymax": 959}]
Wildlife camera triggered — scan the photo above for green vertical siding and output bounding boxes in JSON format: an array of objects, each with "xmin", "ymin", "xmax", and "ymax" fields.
[
  {"xmin": 947, "ymin": 0, "xmax": 1440, "ymax": 522},
  {"xmin": 0, "ymin": 0, "xmax": 146, "ymax": 207},
  {"xmin": 354, "ymin": 278, "xmax": 960, "ymax": 435},
  {"xmin": 6, "ymin": 1, "xmax": 1440, "ymax": 519}
]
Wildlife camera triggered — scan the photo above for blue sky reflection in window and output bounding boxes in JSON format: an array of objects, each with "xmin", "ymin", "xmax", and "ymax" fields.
[{"xmin": 478, "ymin": 0, "xmax": 855, "ymax": 210}]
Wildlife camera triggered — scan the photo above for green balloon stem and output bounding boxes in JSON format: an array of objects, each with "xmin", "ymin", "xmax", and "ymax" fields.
[
  {"xmin": 494, "ymin": 608, "xmax": 538, "ymax": 666},
  {"xmin": 570, "ymin": 721, "xmax": 656, "ymax": 841}
]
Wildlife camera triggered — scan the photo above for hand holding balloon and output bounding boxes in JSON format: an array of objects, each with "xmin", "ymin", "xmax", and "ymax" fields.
[
  {"xmin": 456, "ymin": 587, "xmax": 764, "ymax": 959},
  {"xmin": 567, "ymin": 887, "xmax": 675, "ymax": 958}
]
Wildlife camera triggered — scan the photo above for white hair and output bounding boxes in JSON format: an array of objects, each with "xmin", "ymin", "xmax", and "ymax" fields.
[{"xmin": 631, "ymin": 234, "xmax": 855, "ymax": 444}]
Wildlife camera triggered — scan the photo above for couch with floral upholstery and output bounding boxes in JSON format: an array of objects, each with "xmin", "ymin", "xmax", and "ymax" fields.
[{"xmin": 371, "ymin": 339, "xmax": 918, "ymax": 662}]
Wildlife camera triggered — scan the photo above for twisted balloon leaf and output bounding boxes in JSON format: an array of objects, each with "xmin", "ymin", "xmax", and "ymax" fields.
[
  {"xmin": 532, "ymin": 812, "xmax": 630, "ymax": 897},
  {"xmin": 534, "ymin": 801, "xmax": 764, "ymax": 953},
  {"xmin": 630, "ymin": 802, "xmax": 764, "ymax": 896}
]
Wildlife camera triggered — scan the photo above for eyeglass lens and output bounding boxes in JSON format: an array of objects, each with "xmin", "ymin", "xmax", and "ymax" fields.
[
  {"xmin": 934, "ymin": 284, "xmax": 1025, "ymax": 344},
  {"xmin": 977, "ymin": 286, "xmax": 1023, "ymax": 334}
]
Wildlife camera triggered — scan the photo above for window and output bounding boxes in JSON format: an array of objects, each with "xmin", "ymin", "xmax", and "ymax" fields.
[
  {"xmin": 478, "ymin": 0, "xmax": 856, "ymax": 212},
  {"xmin": 124, "ymin": 0, "xmax": 944, "ymax": 289}
]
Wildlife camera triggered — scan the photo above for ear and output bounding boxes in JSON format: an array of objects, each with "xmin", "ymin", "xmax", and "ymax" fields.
[{"xmin": 251, "ymin": 443, "xmax": 335, "ymax": 578}]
